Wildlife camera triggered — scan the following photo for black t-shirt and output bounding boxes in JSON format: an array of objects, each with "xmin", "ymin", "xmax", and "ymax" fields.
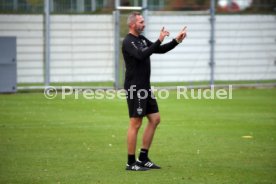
[{"xmin": 122, "ymin": 33, "xmax": 178, "ymax": 90}]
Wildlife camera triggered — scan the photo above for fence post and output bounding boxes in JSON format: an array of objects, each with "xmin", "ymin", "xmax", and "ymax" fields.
[
  {"xmin": 210, "ymin": 0, "xmax": 216, "ymax": 86},
  {"xmin": 44, "ymin": 0, "xmax": 50, "ymax": 86},
  {"xmin": 114, "ymin": 0, "xmax": 120, "ymax": 89},
  {"xmin": 142, "ymin": 0, "xmax": 148, "ymax": 36}
]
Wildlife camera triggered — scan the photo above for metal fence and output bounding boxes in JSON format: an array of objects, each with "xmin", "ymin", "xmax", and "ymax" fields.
[
  {"xmin": 0, "ymin": 14, "xmax": 115, "ymax": 83},
  {"xmin": 147, "ymin": 13, "xmax": 276, "ymax": 82},
  {"xmin": 0, "ymin": 13, "xmax": 275, "ymax": 86},
  {"xmin": 0, "ymin": 0, "xmax": 276, "ymax": 89}
]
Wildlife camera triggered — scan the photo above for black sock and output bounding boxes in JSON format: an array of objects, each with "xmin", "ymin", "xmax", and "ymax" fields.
[
  {"xmin": 128, "ymin": 154, "xmax": 136, "ymax": 165},
  {"xmin": 138, "ymin": 148, "xmax": 149, "ymax": 161}
]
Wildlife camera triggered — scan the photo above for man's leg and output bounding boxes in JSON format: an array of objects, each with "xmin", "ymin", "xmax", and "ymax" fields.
[
  {"xmin": 126, "ymin": 117, "xmax": 150, "ymax": 171},
  {"xmin": 142, "ymin": 112, "xmax": 160, "ymax": 150},
  {"xmin": 136, "ymin": 112, "xmax": 161, "ymax": 169},
  {"xmin": 127, "ymin": 117, "xmax": 143, "ymax": 163}
]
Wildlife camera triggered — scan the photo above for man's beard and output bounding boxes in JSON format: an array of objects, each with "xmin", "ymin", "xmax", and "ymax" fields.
[{"xmin": 136, "ymin": 27, "xmax": 144, "ymax": 34}]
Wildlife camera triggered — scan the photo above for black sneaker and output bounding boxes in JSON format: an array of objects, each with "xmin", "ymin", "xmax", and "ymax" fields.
[
  {"xmin": 125, "ymin": 162, "xmax": 150, "ymax": 171},
  {"xmin": 137, "ymin": 159, "xmax": 161, "ymax": 169}
]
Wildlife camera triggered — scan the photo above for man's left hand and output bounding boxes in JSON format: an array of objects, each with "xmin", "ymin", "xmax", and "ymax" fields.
[{"xmin": 175, "ymin": 26, "xmax": 187, "ymax": 43}]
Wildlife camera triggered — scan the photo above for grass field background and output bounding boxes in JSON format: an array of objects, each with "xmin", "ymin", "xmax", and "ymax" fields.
[{"xmin": 0, "ymin": 88, "xmax": 275, "ymax": 184}]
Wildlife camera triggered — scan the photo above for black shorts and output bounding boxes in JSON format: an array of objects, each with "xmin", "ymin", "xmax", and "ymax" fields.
[{"xmin": 126, "ymin": 89, "xmax": 159, "ymax": 118}]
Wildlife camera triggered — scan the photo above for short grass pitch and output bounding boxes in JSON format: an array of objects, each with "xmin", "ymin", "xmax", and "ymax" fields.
[{"xmin": 0, "ymin": 88, "xmax": 275, "ymax": 184}]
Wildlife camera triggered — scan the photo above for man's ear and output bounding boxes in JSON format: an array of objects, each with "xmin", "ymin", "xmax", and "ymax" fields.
[{"xmin": 129, "ymin": 23, "xmax": 135, "ymax": 29}]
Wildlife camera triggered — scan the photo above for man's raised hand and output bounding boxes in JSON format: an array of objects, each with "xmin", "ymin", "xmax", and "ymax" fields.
[
  {"xmin": 159, "ymin": 27, "xmax": 170, "ymax": 42},
  {"xmin": 175, "ymin": 26, "xmax": 187, "ymax": 43}
]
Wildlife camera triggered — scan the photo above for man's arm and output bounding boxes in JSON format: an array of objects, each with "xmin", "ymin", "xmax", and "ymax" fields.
[
  {"xmin": 123, "ymin": 27, "xmax": 169, "ymax": 61},
  {"xmin": 142, "ymin": 36, "xmax": 178, "ymax": 54},
  {"xmin": 123, "ymin": 38, "xmax": 161, "ymax": 61},
  {"xmin": 154, "ymin": 39, "xmax": 179, "ymax": 54}
]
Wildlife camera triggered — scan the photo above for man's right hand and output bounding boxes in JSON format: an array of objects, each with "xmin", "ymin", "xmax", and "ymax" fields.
[{"xmin": 159, "ymin": 27, "xmax": 170, "ymax": 42}]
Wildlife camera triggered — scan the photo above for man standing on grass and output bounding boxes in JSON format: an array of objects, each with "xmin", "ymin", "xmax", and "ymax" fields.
[{"xmin": 122, "ymin": 11, "xmax": 187, "ymax": 171}]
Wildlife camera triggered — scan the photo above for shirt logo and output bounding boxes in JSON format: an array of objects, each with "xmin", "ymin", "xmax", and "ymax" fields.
[
  {"xmin": 142, "ymin": 39, "xmax": 147, "ymax": 47},
  {"xmin": 131, "ymin": 41, "xmax": 138, "ymax": 49}
]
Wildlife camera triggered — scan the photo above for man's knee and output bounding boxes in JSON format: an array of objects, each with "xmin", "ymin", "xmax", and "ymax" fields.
[
  {"xmin": 154, "ymin": 116, "xmax": 161, "ymax": 126},
  {"xmin": 130, "ymin": 118, "xmax": 143, "ymax": 130},
  {"xmin": 150, "ymin": 115, "xmax": 161, "ymax": 126}
]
